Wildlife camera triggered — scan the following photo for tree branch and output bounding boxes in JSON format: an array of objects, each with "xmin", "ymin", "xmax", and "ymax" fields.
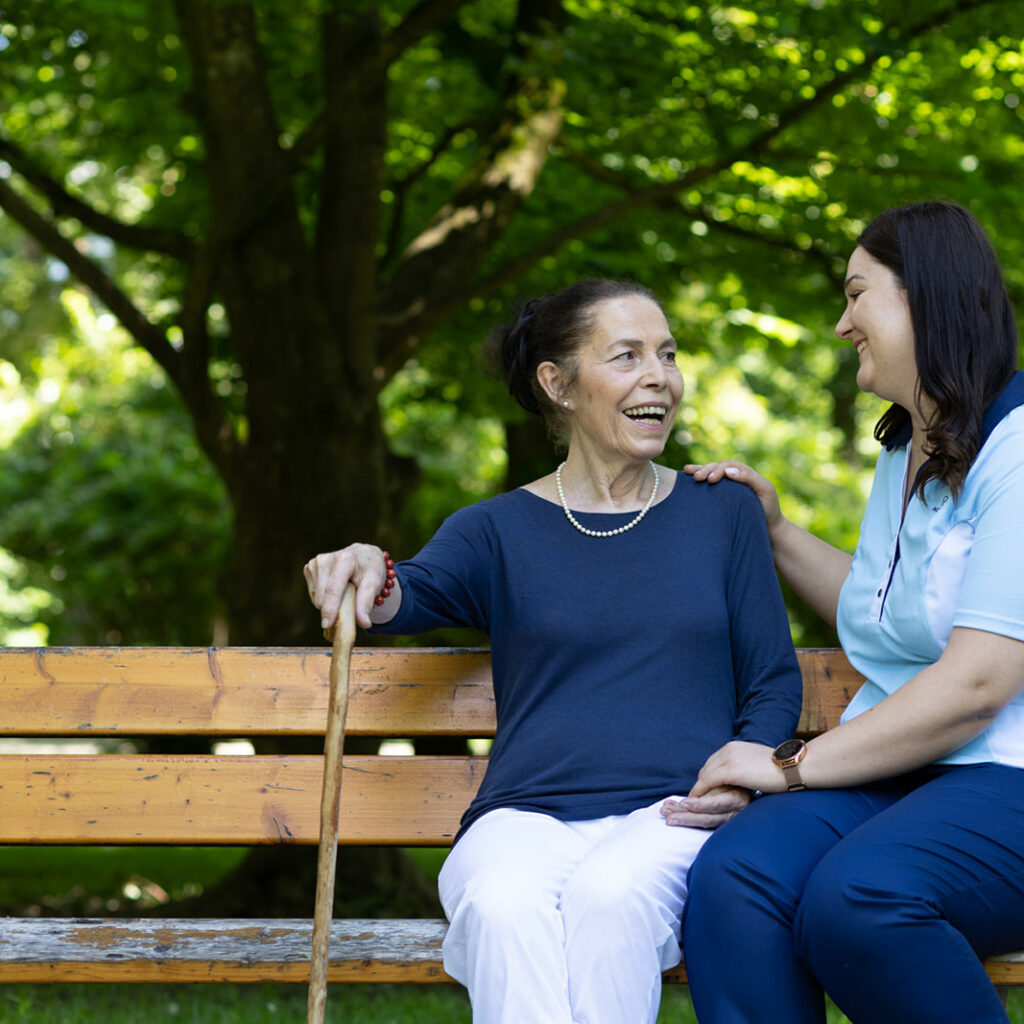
[
  {"xmin": 0, "ymin": 178, "xmax": 183, "ymax": 385},
  {"xmin": 696, "ymin": 208, "xmax": 845, "ymax": 289},
  {"xmin": 0, "ymin": 136, "xmax": 195, "ymax": 262},
  {"xmin": 383, "ymin": 119, "xmax": 483, "ymax": 266},
  {"xmin": 441, "ymin": 0, "xmax": 995, "ymax": 309},
  {"xmin": 380, "ymin": 0, "xmax": 475, "ymax": 66},
  {"xmin": 377, "ymin": 0, "xmax": 567, "ymax": 367}
]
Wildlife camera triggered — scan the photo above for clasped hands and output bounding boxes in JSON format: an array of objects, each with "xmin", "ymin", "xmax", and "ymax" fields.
[{"xmin": 660, "ymin": 740, "xmax": 784, "ymax": 829}]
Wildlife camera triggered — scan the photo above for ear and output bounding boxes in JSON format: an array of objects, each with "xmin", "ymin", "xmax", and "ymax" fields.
[{"xmin": 536, "ymin": 361, "xmax": 568, "ymax": 408}]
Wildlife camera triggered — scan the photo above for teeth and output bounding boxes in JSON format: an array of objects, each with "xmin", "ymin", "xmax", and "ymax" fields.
[{"xmin": 624, "ymin": 406, "xmax": 665, "ymax": 420}]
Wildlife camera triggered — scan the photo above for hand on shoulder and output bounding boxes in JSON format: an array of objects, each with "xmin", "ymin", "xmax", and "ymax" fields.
[{"xmin": 685, "ymin": 460, "xmax": 782, "ymax": 531}]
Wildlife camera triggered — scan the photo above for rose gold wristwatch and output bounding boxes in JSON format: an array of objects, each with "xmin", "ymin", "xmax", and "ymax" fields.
[{"xmin": 772, "ymin": 738, "xmax": 808, "ymax": 792}]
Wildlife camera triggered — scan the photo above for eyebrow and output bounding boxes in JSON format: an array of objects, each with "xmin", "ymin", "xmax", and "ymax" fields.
[
  {"xmin": 844, "ymin": 273, "xmax": 866, "ymax": 289},
  {"xmin": 605, "ymin": 337, "xmax": 676, "ymax": 350}
]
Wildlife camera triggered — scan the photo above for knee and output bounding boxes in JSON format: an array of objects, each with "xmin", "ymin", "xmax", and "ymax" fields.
[
  {"xmin": 448, "ymin": 868, "xmax": 555, "ymax": 938},
  {"xmin": 563, "ymin": 861, "xmax": 660, "ymax": 927},
  {"xmin": 685, "ymin": 823, "xmax": 777, "ymax": 910},
  {"xmin": 682, "ymin": 819, "xmax": 805, "ymax": 956},
  {"xmin": 795, "ymin": 852, "xmax": 926, "ymax": 967}
]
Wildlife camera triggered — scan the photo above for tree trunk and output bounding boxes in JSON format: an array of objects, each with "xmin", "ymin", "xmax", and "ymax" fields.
[{"xmin": 505, "ymin": 418, "xmax": 559, "ymax": 490}]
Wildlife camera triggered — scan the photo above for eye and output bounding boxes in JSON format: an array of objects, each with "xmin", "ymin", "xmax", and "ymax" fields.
[
  {"xmin": 614, "ymin": 350, "xmax": 636, "ymax": 362},
  {"xmin": 660, "ymin": 350, "xmax": 678, "ymax": 363}
]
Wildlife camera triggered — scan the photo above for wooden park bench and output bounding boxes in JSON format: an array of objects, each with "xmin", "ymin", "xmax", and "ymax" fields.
[{"xmin": 0, "ymin": 645, "xmax": 1022, "ymax": 987}]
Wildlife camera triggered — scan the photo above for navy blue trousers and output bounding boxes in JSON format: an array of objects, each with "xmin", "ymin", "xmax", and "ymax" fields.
[{"xmin": 682, "ymin": 764, "xmax": 1024, "ymax": 1023}]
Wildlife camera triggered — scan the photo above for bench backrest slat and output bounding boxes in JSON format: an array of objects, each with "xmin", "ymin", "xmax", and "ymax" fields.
[
  {"xmin": 0, "ymin": 646, "xmax": 864, "ymax": 847},
  {"xmin": 0, "ymin": 754, "xmax": 483, "ymax": 845},
  {"xmin": 0, "ymin": 648, "xmax": 495, "ymax": 737},
  {"xmin": 0, "ymin": 647, "xmax": 859, "ymax": 737}
]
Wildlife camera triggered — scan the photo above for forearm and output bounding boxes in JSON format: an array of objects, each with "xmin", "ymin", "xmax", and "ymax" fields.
[
  {"xmin": 801, "ymin": 689, "xmax": 990, "ymax": 788},
  {"xmin": 769, "ymin": 518, "xmax": 852, "ymax": 627},
  {"xmin": 799, "ymin": 632, "xmax": 1021, "ymax": 786},
  {"xmin": 686, "ymin": 628, "xmax": 1024, "ymax": 798}
]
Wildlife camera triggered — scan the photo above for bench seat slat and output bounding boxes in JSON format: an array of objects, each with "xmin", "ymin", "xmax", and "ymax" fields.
[
  {"xmin": 0, "ymin": 647, "xmax": 856, "ymax": 737},
  {"xmin": 0, "ymin": 918, "xmax": 453, "ymax": 984},
  {"xmin": 0, "ymin": 755, "xmax": 485, "ymax": 845},
  {"xmin": 0, "ymin": 918, "xmax": 1020, "ymax": 986}
]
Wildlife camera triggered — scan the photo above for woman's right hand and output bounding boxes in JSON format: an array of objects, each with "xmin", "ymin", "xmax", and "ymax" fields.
[
  {"xmin": 685, "ymin": 460, "xmax": 784, "ymax": 536},
  {"xmin": 303, "ymin": 543, "xmax": 394, "ymax": 632}
]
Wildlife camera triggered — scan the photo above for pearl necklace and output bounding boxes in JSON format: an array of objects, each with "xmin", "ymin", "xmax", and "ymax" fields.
[{"xmin": 555, "ymin": 461, "xmax": 659, "ymax": 538}]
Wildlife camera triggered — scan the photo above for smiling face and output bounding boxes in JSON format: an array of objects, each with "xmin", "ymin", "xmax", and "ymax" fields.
[
  {"xmin": 836, "ymin": 246, "xmax": 926, "ymax": 418},
  {"xmin": 558, "ymin": 295, "xmax": 682, "ymax": 465}
]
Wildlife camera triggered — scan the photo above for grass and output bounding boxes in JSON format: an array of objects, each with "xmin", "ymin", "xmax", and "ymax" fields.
[
  {"xmin": 1, "ymin": 846, "xmax": 1022, "ymax": 1022},
  {"xmin": 4, "ymin": 985, "xmax": 1023, "ymax": 1023},
  {"xmin": 0, "ymin": 984, "xmax": 473, "ymax": 1023}
]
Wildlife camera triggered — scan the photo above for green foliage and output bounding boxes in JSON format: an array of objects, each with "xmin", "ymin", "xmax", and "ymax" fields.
[
  {"xmin": 0, "ymin": 291, "xmax": 230, "ymax": 645},
  {"xmin": 2, "ymin": 0, "xmax": 1024, "ymax": 642}
]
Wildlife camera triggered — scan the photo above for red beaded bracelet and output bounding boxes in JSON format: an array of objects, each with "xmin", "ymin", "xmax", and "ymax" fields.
[{"xmin": 374, "ymin": 551, "xmax": 397, "ymax": 606}]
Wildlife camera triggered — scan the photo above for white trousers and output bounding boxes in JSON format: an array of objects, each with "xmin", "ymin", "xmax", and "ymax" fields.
[{"xmin": 438, "ymin": 800, "xmax": 710, "ymax": 1024}]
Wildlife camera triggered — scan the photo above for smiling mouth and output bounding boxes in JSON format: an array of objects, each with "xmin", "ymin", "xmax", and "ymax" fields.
[
  {"xmin": 623, "ymin": 405, "xmax": 667, "ymax": 424},
  {"xmin": 854, "ymin": 340, "xmax": 867, "ymax": 355}
]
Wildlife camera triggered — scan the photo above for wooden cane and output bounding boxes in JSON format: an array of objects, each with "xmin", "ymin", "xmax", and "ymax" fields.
[{"xmin": 307, "ymin": 582, "xmax": 357, "ymax": 1024}]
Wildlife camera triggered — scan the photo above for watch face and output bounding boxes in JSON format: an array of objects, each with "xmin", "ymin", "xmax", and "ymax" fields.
[{"xmin": 774, "ymin": 739, "xmax": 805, "ymax": 762}]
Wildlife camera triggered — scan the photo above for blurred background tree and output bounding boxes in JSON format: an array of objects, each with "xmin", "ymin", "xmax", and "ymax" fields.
[
  {"xmin": 2, "ymin": 0, "xmax": 1023, "ymax": 920},
  {"xmin": 1, "ymin": 0, "xmax": 1022, "ymax": 648}
]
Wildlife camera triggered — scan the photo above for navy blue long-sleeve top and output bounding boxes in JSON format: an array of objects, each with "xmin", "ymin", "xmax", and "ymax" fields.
[{"xmin": 372, "ymin": 473, "xmax": 802, "ymax": 836}]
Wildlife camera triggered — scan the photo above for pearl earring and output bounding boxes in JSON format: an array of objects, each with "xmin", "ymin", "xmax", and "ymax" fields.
[{"xmin": 562, "ymin": 400, "xmax": 569, "ymax": 408}]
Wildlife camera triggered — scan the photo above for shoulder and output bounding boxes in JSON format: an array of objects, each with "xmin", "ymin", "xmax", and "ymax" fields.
[
  {"xmin": 965, "ymin": 406, "xmax": 1024, "ymax": 485},
  {"xmin": 672, "ymin": 470, "xmax": 763, "ymax": 515},
  {"xmin": 977, "ymin": 404, "xmax": 1024, "ymax": 461},
  {"xmin": 440, "ymin": 488, "xmax": 542, "ymax": 534},
  {"xmin": 960, "ymin": 406, "xmax": 1024, "ymax": 507},
  {"xmin": 666, "ymin": 472, "xmax": 767, "ymax": 544}
]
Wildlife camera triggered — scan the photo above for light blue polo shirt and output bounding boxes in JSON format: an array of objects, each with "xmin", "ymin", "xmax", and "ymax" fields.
[{"xmin": 837, "ymin": 371, "xmax": 1024, "ymax": 767}]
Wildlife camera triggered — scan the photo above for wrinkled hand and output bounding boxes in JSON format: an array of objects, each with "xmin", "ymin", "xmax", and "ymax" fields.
[
  {"xmin": 660, "ymin": 786, "xmax": 752, "ymax": 830},
  {"xmin": 303, "ymin": 543, "xmax": 390, "ymax": 631},
  {"xmin": 686, "ymin": 740, "xmax": 784, "ymax": 799},
  {"xmin": 685, "ymin": 460, "xmax": 783, "ymax": 535}
]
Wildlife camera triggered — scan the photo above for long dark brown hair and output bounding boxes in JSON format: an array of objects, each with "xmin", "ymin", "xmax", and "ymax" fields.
[{"xmin": 859, "ymin": 201, "xmax": 1017, "ymax": 498}]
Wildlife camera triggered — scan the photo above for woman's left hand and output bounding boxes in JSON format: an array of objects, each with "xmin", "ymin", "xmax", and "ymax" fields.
[
  {"xmin": 659, "ymin": 785, "xmax": 752, "ymax": 829},
  {"xmin": 686, "ymin": 739, "xmax": 785, "ymax": 799}
]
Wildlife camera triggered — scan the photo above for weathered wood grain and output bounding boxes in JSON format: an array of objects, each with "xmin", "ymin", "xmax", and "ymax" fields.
[
  {"xmin": 0, "ymin": 647, "xmax": 854, "ymax": 737},
  {"xmin": 0, "ymin": 918, "xmax": 454, "ymax": 984},
  {"xmin": 0, "ymin": 918, "xmax": 1019, "ymax": 986},
  {"xmin": 0, "ymin": 647, "xmax": 496, "ymax": 736},
  {"xmin": 0, "ymin": 754, "xmax": 485, "ymax": 844},
  {"xmin": 0, "ymin": 644, "xmax": 1016, "ymax": 990}
]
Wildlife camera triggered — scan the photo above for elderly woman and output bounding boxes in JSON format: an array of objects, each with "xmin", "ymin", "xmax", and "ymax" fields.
[
  {"xmin": 667, "ymin": 202, "xmax": 1024, "ymax": 1024},
  {"xmin": 305, "ymin": 278, "xmax": 802, "ymax": 1024}
]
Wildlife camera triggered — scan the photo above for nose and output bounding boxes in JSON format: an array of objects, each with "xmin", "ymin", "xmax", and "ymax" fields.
[
  {"xmin": 642, "ymin": 351, "xmax": 669, "ymax": 388},
  {"xmin": 835, "ymin": 306, "xmax": 853, "ymax": 340}
]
